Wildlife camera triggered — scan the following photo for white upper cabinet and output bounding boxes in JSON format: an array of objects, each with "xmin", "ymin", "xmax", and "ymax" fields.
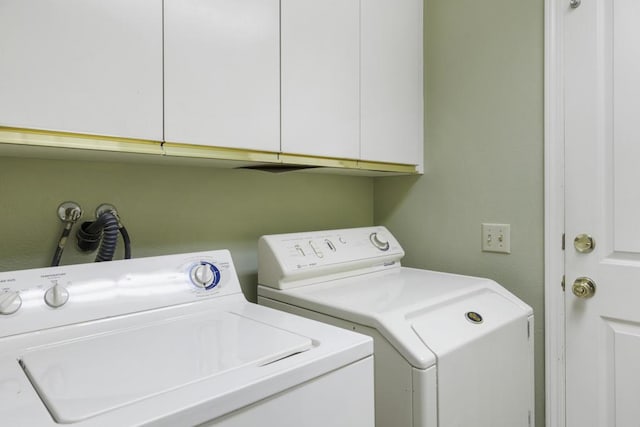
[
  {"xmin": 0, "ymin": 0, "xmax": 422, "ymax": 172},
  {"xmin": 164, "ymin": 0, "xmax": 280, "ymax": 152},
  {"xmin": 281, "ymin": 0, "xmax": 360, "ymax": 160},
  {"xmin": 0, "ymin": 0, "xmax": 163, "ymax": 141},
  {"xmin": 281, "ymin": 0, "xmax": 423, "ymax": 167},
  {"xmin": 361, "ymin": 0, "xmax": 423, "ymax": 166}
]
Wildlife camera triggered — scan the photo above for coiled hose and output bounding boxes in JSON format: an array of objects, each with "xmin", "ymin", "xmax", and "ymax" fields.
[
  {"xmin": 120, "ymin": 225, "xmax": 132, "ymax": 260},
  {"xmin": 76, "ymin": 211, "xmax": 120, "ymax": 262}
]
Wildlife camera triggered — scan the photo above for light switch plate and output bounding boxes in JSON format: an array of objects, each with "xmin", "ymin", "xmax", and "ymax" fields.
[{"xmin": 481, "ymin": 223, "xmax": 511, "ymax": 254}]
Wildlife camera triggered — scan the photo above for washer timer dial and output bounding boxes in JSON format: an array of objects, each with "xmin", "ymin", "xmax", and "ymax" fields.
[{"xmin": 190, "ymin": 262, "xmax": 221, "ymax": 290}]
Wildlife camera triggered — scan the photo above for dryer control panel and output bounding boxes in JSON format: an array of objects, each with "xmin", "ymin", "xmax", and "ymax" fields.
[{"xmin": 258, "ymin": 226, "xmax": 404, "ymax": 290}]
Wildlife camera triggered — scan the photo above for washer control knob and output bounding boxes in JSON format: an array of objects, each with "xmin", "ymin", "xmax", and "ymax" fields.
[
  {"xmin": 191, "ymin": 263, "xmax": 215, "ymax": 288},
  {"xmin": 0, "ymin": 291, "xmax": 22, "ymax": 315},
  {"xmin": 370, "ymin": 232, "xmax": 390, "ymax": 251},
  {"xmin": 44, "ymin": 284, "xmax": 70, "ymax": 308}
]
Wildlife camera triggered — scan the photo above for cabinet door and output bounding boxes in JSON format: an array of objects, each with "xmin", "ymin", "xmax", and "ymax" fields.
[
  {"xmin": 361, "ymin": 0, "xmax": 423, "ymax": 166},
  {"xmin": 0, "ymin": 0, "xmax": 163, "ymax": 141},
  {"xmin": 164, "ymin": 0, "xmax": 279, "ymax": 152},
  {"xmin": 281, "ymin": 0, "xmax": 360, "ymax": 159}
]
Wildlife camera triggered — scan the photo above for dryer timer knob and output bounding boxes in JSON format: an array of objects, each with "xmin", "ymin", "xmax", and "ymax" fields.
[{"xmin": 370, "ymin": 232, "xmax": 390, "ymax": 251}]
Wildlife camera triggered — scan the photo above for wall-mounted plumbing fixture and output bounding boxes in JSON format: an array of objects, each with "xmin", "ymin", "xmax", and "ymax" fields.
[
  {"xmin": 51, "ymin": 202, "xmax": 83, "ymax": 267},
  {"xmin": 76, "ymin": 203, "xmax": 131, "ymax": 262}
]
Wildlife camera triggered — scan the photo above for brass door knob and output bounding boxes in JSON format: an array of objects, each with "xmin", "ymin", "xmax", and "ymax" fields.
[
  {"xmin": 572, "ymin": 277, "xmax": 596, "ymax": 299},
  {"xmin": 574, "ymin": 234, "xmax": 595, "ymax": 253}
]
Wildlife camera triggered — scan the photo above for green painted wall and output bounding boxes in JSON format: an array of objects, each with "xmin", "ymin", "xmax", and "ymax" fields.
[
  {"xmin": 2, "ymin": 0, "xmax": 545, "ymax": 421},
  {"xmin": 374, "ymin": 0, "xmax": 545, "ymax": 426},
  {"xmin": 0, "ymin": 156, "xmax": 373, "ymax": 301}
]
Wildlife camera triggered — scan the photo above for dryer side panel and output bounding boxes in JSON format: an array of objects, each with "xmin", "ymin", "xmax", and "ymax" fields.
[{"xmin": 258, "ymin": 296, "xmax": 415, "ymax": 427}]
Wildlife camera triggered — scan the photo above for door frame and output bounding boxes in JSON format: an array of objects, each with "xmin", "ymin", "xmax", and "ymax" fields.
[{"xmin": 545, "ymin": 0, "xmax": 566, "ymax": 426}]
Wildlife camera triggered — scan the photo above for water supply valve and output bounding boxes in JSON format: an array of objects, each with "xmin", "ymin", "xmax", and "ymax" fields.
[{"xmin": 50, "ymin": 201, "xmax": 83, "ymax": 267}]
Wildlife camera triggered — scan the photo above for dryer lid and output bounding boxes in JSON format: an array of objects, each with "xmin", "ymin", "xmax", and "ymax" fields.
[
  {"xmin": 411, "ymin": 289, "xmax": 529, "ymax": 357},
  {"xmin": 258, "ymin": 267, "xmax": 532, "ymax": 369},
  {"xmin": 19, "ymin": 310, "xmax": 312, "ymax": 423}
]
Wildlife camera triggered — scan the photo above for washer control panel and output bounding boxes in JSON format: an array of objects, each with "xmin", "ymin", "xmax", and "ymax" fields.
[
  {"xmin": 0, "ymin": 250, "xmax": 240, "ymax": 337},
  {"xmin": 258, "ymin": 226, "xmax": 404, "ymax": 289}
]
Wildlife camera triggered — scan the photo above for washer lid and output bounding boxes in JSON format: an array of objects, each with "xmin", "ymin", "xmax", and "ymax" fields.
[{"xmin": 19, "ymin": 310, "xmax": 312, "ymax": 424}]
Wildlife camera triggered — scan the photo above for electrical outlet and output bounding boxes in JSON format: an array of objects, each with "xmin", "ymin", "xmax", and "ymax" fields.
[{"xmin": 481, "ymin": 223, "xmax": 511, "ymax": 254}]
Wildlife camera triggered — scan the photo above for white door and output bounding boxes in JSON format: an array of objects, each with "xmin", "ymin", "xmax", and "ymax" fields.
[{"xmin": 564, "ymin": 0, "xmax": 640, "ymax": 426}]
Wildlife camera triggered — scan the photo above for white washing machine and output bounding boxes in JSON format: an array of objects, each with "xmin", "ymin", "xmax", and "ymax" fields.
[
  {"xmin": 258, "ymin": 226, "xmax": 534, "ymax": 427},
  {"xmin": 0, "ymin": 250, "xmax": 374, "ymax": 426}
]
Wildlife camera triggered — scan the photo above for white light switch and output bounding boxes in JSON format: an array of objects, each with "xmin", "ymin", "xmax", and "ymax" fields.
[{"xmin": 481, "ymin": 223, "xmax": 511, "ymax": 254}]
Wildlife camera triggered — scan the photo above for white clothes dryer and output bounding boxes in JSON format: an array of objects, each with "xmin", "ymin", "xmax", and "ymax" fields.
[
  {"xmin": 0, "ymin": 250, "xmax": 373, "ymax": 426},
  {"xmin": 258, "ymin": 226, "xmax": 534, "ymax": 427}
]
